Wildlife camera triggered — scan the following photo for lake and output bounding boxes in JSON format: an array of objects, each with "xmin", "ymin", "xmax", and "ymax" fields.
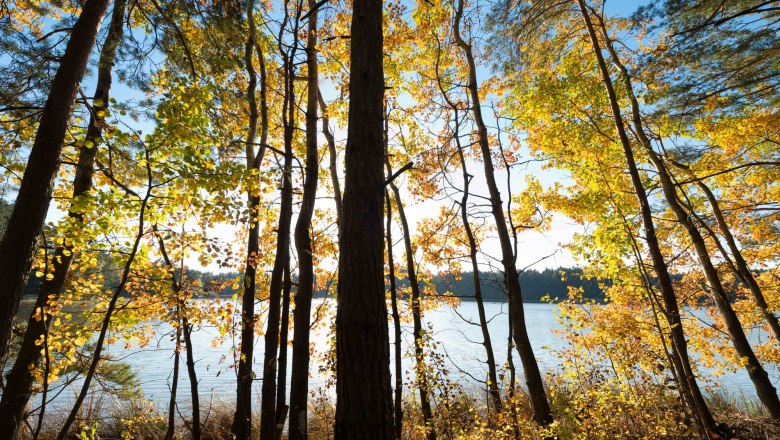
[{"xmin": 16, "ymin": 300, "xmax": 780, "ymax": 413}]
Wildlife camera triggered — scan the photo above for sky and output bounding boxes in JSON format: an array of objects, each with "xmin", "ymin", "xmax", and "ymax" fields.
[{"xmin": 7, "ymin": 0, "xmax": 652, "ymax": 276}]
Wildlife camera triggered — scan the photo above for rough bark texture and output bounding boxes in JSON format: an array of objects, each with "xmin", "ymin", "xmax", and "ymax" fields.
[
  {"xmin": 288, "ymin": 5, "xmax": 320, "ymax": 437},
  {"xmin": 452, "ymin": 0, "xmax": 551, "ymax": 425},
  {"xmin": 0, "ymin": 0, "xmax": 112, "ymax": 376},
  {"xmin": 0, "ymin": 0, "xmax": 122, "ymax": 435},
  {"xmin": 577, "ymin": 1, "xmax": 723, "ymax": 435},
  {"xmin": 334, "ymin": 0, "xmax": 394, "ymax": 434}
]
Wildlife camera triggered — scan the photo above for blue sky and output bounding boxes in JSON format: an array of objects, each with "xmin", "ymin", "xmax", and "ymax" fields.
[{"xmin": 5, "ymin": 0, "xmax": 652, "ymax": 275}]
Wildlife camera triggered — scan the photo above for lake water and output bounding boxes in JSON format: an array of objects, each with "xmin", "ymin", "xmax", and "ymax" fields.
[{"xmin": 17, "ymin": 300, "xmax": 780, "ymax": 413}]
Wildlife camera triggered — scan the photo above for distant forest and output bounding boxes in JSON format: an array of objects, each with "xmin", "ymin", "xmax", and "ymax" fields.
[
  {"xmin": 22, "ymin": 261, "xmax": 604, "ymax": 303},
  {"xmin": 432, "ymin": 268, "xmax": 605, "ymax": 302}
]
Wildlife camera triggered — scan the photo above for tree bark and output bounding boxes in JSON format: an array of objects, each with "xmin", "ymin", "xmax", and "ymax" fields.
[
  {"xmin": 0, "ymin": 0, "xmax": 124, "ymax": 434},
  {"xmin": 0, "ymin": 0, "xmax": 112, "ymax": 376},
  {"xmin": 592, "ymin": 8, "xmax": 780, "ymax": 419},
  {"xmin": 276, "ymin": 255, "xmax": 291, "ymax": 438},
  {"xmin": 232, "ymin": 2, "xmax": 263, "ymax": 437},
  {"xmin": 164, "ymin": 319, "xmax": 181, "ymax": 440},
  {"xmin": 385, "ymin": 191, "xmax": 404, "ymax": 440},
  {"xmin": 452, "ymin": 0, "xmax": 551, "ymax": 425},
  {"xmin": 577, "ymin": 1, "xmax": 724, "ymax": 435},
  {"xmin": 334, "ymin": 0, "xmax": 394, "ymax": 434},
  {"xmin": 386, "ymin": 172, "xmax": 436, "ymax": 440},
  {"xmin": 288, "ymin": 5, "xmax": 320, "ymax": 437},
  {"xmin": 452, "ymin": 109, "xmax": 502, "ymax": 411},
  {"xmin": 318, "ymin": 89, "xmax": 342, "ymax": 234},
  {"xmin": 259, "ymin": 9, "xmax": 298, "ymax": 435}
]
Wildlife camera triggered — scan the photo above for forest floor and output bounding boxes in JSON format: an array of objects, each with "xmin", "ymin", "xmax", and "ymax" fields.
[{"xmin": 22, "ymin": 391, "xmax": 780, "ymax": 439}]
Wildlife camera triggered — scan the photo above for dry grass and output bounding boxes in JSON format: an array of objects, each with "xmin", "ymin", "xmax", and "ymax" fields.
[{"xmin": 23, "ymin": 387, "xmax": 780, "ymax": 439}]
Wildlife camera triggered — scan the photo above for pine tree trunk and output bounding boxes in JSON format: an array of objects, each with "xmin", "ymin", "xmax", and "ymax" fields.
[
  {"xmin": 0, "ymin": 0, "xmax": 112, "ymax": 376},
  {"xmin": 334, "ymin": 0, "xmax": 394, "ymax": 434}
]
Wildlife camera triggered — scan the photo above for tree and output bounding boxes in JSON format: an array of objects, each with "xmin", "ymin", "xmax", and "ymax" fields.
[
  {"xmin": 288, "ymin": 0, "xmax": 321, "ymax": 436},
  {"xmin": 231, "ymin": 2, "xmax": 265, "ymax": 437},
  {"xmin": 575, "ymin": 1, "xmax": 726, "ymax": 433},
  {"xmin": 452, "ymin": 0, "xmax": 552, "ymax": 425},
  {"xmin": 0, "ymin": 0, "xmax": 127, "ymax": 435},
  {"xmin": 387, "ymin": 163, "xmax": 436, "ymax": 440},
  {"xmin": 334, "ymin": 0, "xmax": 395, "ymax": 434},
  {"xmin": 258, "ymin": 2, "xmax": 300, "ymax": 437},
  {"xmin": 0, "ymin": 0, "xmax": 112, "ymax": 375}
]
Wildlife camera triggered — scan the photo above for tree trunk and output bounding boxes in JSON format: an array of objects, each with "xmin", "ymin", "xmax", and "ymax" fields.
[
  {"xmin": 0, "ymin": 0, "xmax": 124, "ymax": 434},
  {"xmin": 318, "ymin": 89, "xmax": 342, "ymax": 234},
  {"xmin": 387, "ymin": 174, "xmax": 436, "ymax": 440},
  {"xmin": 385, "ymin": 191, "xmax": 404, "ymax": 440},
  {"xmin": 259, "ymin": 14, "xmax": 297, "ymax": 435},
  {"xmin": 593, "ymin": 8, "xmax": 780, "ymax": 419},
  {"xmin": 452, "ymin": 109, "xmax": 502, "ymax": 411},
  {"xmin": 698, "ymin": 179, "xmax": 780, "ymax": 343},
  {"xmin": 577, "ymin": 1, "xmax": 724, "ymax": 435},
  {"xmin": 56, "ymin": 175, "xmax": 152, "ymax": 439},
  {"xmin": 183, "ymin": 316, "xmax": 201, "ymax": 439},
  {"xmin": 154, "ymin": 227, "xmax": 202, "ymax": 440},
  {"xmin": 276, "ymin": 256, "xmax": 291, "ymax": 438},
  {"xmin": 334, "ymin": 0, "xmax": 394, "ymax": 434},
  {"xmin": 671, "ymin": 161, "xmax": 780, "ymax": 346},
  {"xmin": 288, "ymin": 5, "xmax": 320, "ymax": 437},
  {"xmin": 232, "ymin": 2, "xmax": 263, "ymax": 436},
  {"xmin": 0, "ymin": 0, "xmax": 112, "ymax": 376},
  {"xmin": 506, "ymin": 299, "xmax": 520, "ymax": 440},
  {"xmin": 452, "ymin": 0, "xmax": 551, "ymax": 425},
  {"xmin": 165, "ymin": 320, "xmax": 181, "ymax": 440}
]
